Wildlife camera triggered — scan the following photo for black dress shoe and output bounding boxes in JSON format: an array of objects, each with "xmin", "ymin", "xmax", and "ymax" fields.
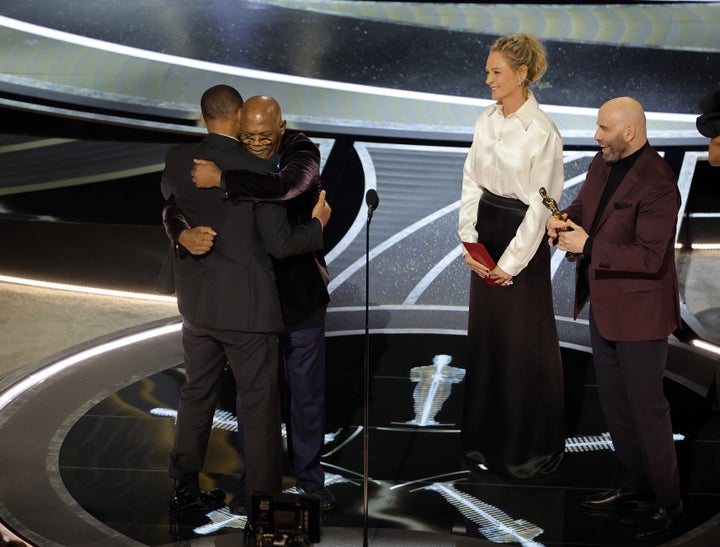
[
  {"xmin": 169, "ymin": 481, "xmax": 225, "ymax": 518},
  {"xmin": 581, "ymin": 488, "xmax": 655, "ymax": 510},
  {"xmin": 636, "ymin": 499, "xmax": 684, "ymax": 541},
  {"xmin": 297, "ymin": 483, "xmax": 336, "ymax": 511}
]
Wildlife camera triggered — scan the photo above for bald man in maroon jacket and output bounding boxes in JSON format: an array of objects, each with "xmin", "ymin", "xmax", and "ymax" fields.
[{"xmin": 547, "ymin": 97, "xmax": 682, "ymax": 542}]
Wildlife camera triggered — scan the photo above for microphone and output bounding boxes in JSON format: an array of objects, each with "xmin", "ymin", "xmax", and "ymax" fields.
[
  {"xmin": 365, "ymin": 189, "xmax": 379, "ymax": 222},
  {"xmin": 361, "ymin": 187, "xmax": 379, "ymax": 545}
]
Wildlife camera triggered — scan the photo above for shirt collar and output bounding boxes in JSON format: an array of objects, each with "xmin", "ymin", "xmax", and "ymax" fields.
[
  {"xmin": 214, "ymin": 132, "xmax": 240, "ymax": 142},
  {"xmin": 491, "ymin": 90, "xmax": 538, "ymax": 131}
]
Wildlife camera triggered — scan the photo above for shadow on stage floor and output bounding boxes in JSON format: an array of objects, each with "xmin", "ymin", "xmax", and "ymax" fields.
[{"xmin": 1, "ymin": 322, "xmax": 720, "ymax": 546}]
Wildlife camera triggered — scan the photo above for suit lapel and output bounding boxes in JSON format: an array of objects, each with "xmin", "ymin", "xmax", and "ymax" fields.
[
  {"xmin": 594, "ymin": 172, "xmax": 635, "ymax": 234},
  {"xmin": 590, "ymin": 146, "xmax": 650, "ymax": 235},
  {"xmin": 586, "ymin": 158, "xmax": 610, "ymax": 233}
]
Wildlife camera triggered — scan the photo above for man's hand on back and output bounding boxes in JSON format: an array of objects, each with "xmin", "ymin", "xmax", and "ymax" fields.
[
  {"xmin": 311, "ymin": 190, "xmax": 331, "ymax": 228},
  {"xmin": 192, "ymin": 159, "xmax": 222, "ymax": 188},
  {"xmin": 178, "ymin": 226, "xmax": 218, "ymax": 255}
]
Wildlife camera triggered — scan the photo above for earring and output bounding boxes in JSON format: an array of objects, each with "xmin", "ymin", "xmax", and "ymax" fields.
[{"xmin": 517, "ymin": 78, "xmax": 523, "ymax": 86}]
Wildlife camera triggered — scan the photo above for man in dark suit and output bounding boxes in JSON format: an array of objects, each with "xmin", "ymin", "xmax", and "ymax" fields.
[
  {"xmin": 159, "ymin": 85, "xmax": 331, "ymax": 520},
  {"xmin": 189, "ymin": 95, "xmax": 335, "ymax": 511},
  {"xmin": 547, "ymin": 97, "xmax": 682, "ymax": 541}
]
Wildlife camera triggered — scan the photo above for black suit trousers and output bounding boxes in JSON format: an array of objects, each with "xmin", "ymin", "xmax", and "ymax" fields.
[
  {"xmin": 170, "ymin": 319, "xmax": 283, "ymax": 511},
  {"xmin": 589, "ymin": 309, "xmax": 680, "ymax": 505},
  {"xmin": 235, "ymin": 305, "xmax": 328, "ymax": 489}
]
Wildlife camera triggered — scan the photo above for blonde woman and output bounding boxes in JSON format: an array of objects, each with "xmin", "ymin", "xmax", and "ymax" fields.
[{"xmin": 458, "ymin": 34, "xmax": 565, "ymax": 478}]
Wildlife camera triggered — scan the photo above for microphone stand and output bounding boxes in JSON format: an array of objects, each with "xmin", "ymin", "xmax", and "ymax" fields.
[
  {"xmin": 362, "ymin": 191, "xmax": 377, "ymax": 547},
  {"xmin": 362, "ymin": 212, "xmax": 371, "ymax": 547}
]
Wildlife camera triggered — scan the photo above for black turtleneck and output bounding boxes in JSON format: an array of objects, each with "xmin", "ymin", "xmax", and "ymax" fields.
[{"xmin": 582, "ymin": 142, "xmax": 647, "ymax": 259}]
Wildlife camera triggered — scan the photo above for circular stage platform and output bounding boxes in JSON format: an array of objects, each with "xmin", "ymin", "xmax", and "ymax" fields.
[{"xmin": 1, "ymin": 320, "xmax": 720, "ymax": 546}]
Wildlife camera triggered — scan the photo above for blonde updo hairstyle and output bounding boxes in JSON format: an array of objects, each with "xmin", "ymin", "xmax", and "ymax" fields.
[{"xmin": 491, "ymin": 34, "xmax": 548, "ymax": 88}]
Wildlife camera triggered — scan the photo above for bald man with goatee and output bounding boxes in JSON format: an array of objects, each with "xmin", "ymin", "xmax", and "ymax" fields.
[{"xmin": 547, "ymin": 97, "xmax": 683, "ymax": 541}]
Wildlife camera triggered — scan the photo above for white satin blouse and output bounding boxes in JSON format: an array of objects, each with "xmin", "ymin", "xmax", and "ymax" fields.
[{"xmin": 458, "ymin": 91, "xmax": 565, "ymax": 276}]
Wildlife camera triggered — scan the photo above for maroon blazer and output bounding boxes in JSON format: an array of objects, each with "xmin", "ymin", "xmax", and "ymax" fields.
[
  {"xmin": 222, "ymin": 132, "xmax": 330, "ymax": 325},
  {"xmin": 564, "ymin": 144, "xmax": 681, "ymax": 342}
]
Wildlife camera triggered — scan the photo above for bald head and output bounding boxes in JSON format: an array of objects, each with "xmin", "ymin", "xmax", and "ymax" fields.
[
  {"xmin": 239, "ymin": 95, "xmax": 286, "ymax": 159},
  {"xmin": 602, "ymin": 97, "xmax": 647, "ymax": 137},
  {"xmin": 242, "ymin": 95, "xmax": 281, "ymax": 125},
  {"xmin": 595, "ymin": 96, "xmax": 648, "ymax": 163}
]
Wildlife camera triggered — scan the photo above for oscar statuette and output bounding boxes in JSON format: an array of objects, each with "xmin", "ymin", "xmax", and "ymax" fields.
[{"xmin": 539, "ymin": 187, "xmax": 579, "ymax": 262}]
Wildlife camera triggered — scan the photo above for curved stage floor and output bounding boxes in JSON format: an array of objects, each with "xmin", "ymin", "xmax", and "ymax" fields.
[{"xmin": 1, "ymin": 320, "xmax": 720, "ymax": 546}]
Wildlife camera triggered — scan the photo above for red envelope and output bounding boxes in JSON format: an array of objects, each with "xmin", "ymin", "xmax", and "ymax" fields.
[{"xmin": 462, "ymin": 242, "xmax": 505, "ymax": 287}]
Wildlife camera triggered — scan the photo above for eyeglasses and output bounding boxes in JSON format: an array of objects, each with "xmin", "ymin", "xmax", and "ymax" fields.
[{"xmin": 240, "ymin": 133, "xmax": 273, "ymax": 145}]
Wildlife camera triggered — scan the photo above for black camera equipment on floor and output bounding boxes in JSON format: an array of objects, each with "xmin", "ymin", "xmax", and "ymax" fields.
[{"xmin": 251, "ymin": 492, "xmax": 321, "ymax": 545}]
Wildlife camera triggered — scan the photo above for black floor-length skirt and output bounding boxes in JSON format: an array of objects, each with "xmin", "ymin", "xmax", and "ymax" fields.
[{"xmin": 461, "ymin": 190, "xmax": 565, "ymax": 478}]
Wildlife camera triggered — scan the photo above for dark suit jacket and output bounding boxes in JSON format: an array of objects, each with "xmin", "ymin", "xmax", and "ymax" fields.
[
  {"xmin": 214, "ymin": 131, "xmax": 330, "ymax": 325},
  {"xmin": 564, "ymin": 144, "xmax": 681, "ymax": 342},
  {"xmin": 159, "ymin": 133, "xmax": 323, "ymax": 332}
]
